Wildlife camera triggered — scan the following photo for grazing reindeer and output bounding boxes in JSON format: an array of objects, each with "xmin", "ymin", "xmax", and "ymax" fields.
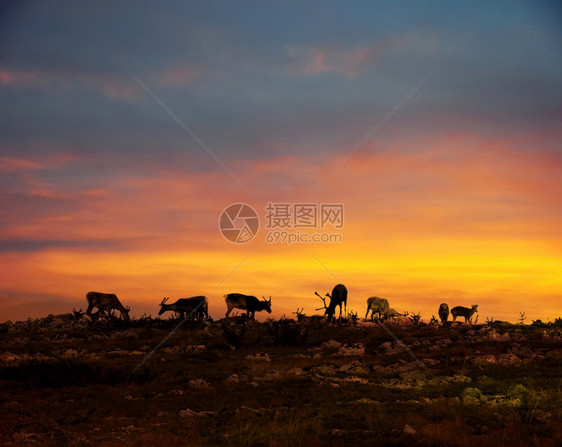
[
  {"xmin": 315, "ymin": 284, "xmax": 347, "ymax": 323},
  {"xmin": 365, "ymin": 297, "xmax": 390, "ymax": 320},
  {"xmin": 451, "ymin": 304, "xmax": 478, "ymax": 324},
  {"xmin": 224, "ymin": 294, "xmax": 272, "ymax": 320},
  {"xmin": 86, "ymin": 291, "xmax": 130, "ymax": 321},
  {"xmin": 438, "ymin": 303, "xmax": 449, "ymax": 324},
  {"xmin": 46, "ymin": 308, "xmax": 84, "ymax": 325},
  {"xmin": 158, "ymin": 296, "xmax": 208, "ymax": 320},
  {"xmin": 293, "ymin": 308, "xmax": 325, "ymax": 325}
]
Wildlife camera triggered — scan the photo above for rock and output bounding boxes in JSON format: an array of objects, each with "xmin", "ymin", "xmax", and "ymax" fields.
[
  {"xmin": 178, "ymin": 409, "xmax": 213, "ymax": 418},
  {"xmin": 403, "ymin": 424, "xmax": 417, "ymax": 435},
  {"xmin": 246, "ymin": 352, "xmax": 271, "ymax": 362},
  {"xmin": 498, "ymin": 353, "xmax": 521, "ymax": 366},
  {"xmin": 262, "ymin": 371, "xmax": 282, "ymax": 381},
  {"xmin": 422, "ymin": 358, "xmax": 439, "ymax": 366},
  {"xmin": 62, "ymin": 349, "xmax": 79, "ymax": 358},
  {"xmin": 474, "ymin": 355, "xmax": 497, "ymax": 365},
  {"xmin": 189, "ymin": 379, "xmax": 212, "ymax": 390},
  {"xmin": 178, "ymin": 409, "xmax": 197, "ymax": 417},
  {"xmin": 186, "ymin": 344, "xmax": 206, "ymax": 352},
  {"xmin": 168, "ymin": 389, "xmax": 184, "ymax": 396},
  {"xmin": 343, "ymin": 376, "xmax": 369, "ymax": 385},
  {"xmin": 313, "ymin": 353, "xmax": 322, "ymax": 360},
  {"xmin": 225, "ymin": 374, "xmax": 243, "ymax": 383},
  {"xmin": 235, "ymin": 406, "xmax": 265, "ymax": 415},
  {"xmin": 353, "ymin": 398, "xmax": 378, "ymax": 404},
  {"xmin": 380, "ymin": 341, "xmax": 392, "ymax": 350},
  {"xmin": 311, "ymin": 363, "xmax": 337, "ymax": 375},
  {"xmin": 320, "ymin": 340, "xmax": 341, "ymax": 349},
  {"xmin": 334, "ymin": 343, "xmax": 365, "ymax": 356},
  {"xmin": 163, "ymin": 346, "xmax": 182, "ymax": 353},
  {"xmin": 289, "ymin": 353, "xmax": 310, "ymax": 359},
  {"xmin": 339, "ymin": 360, "xmax": 369, "ymax": 375},
  {"xmin": 380, "ymin": 341, "xmax": 402, "ymax": 354}
]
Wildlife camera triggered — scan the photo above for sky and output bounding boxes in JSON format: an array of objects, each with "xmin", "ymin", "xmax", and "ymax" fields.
[{"xmin": 1, "ymin": 1, "xmax": 561, "ymax": 323}]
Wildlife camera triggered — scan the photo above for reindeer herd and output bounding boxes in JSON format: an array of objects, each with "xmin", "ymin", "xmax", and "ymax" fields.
[{"xmin": 81, "ymin": 284, "xmax": 479, "ymax": 326}]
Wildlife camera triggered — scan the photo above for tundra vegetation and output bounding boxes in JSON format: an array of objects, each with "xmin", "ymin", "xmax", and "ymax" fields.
[{"xmin": 1, "ymin": 310, "xmax": 561, "ymax": 446}]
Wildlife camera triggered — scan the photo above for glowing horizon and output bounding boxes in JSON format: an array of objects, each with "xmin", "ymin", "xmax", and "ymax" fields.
[{"xmin": 1, "ymin": 133, "xmax": 561, "ymax": 323}]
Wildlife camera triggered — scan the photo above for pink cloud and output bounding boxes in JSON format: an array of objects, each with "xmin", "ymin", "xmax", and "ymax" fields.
[
  {"xmin": 0, "ymin": 157, "xmax": 42, "ymax": 172},
  {"xmin": 289, "ymin": 33, "xmax": 439, "ymax": 77},
  {"xmin": 0, "ymin": 154, "xmax": 77, "ymax": 172},
  {"xmin": 0, "ymin": 62, "xmax": 205, "ymax": 100},
  {"xmin": 0, "ymin": 66, "xmax": 142, "ymax": 101},
  {"xmin": 0, "ymin": 70, "xmax": 15, "ymax": 84},
  {"xmin": 290, "ymin": 39, "xmax": 399, "ymax": 77},
  {"xmin": 0, "ymin": 69, "xmax": 40, "ymax": 85}
]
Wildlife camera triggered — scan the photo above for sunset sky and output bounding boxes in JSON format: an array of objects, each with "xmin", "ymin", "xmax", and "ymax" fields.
[{"xmin": 1, "ymin": 1, "xmax": 561, "ymax": 323}]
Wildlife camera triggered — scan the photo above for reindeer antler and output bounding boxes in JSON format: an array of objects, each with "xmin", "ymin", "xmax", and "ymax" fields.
[
  {"xmin": 315, "ymin": 292, "xmax": 328, "ymax": 310},
  {"xmin": 160, "ymin": 297, "xmax": 168, "ymax": 306}
]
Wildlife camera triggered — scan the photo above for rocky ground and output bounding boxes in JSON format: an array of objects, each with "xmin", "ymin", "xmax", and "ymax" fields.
[{"xmin": 0, "ymin": 316, "xmax": 561, "ymax": 446}]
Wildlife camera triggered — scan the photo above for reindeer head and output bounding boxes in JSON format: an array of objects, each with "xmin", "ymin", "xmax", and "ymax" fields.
[
  {"xmin": 261, "ymin": 296, "xmax": 272, "ymax": 313},
  {"xmin": 471, "ymin": 304, "xmax": 479, "ymax": 312},
  {"xmin": 72, "ymin": 307, "xmax": 83, "ymax": 320},
  {"xmin": 293, "ymin": 307, "xmax": 305, "ymax": 321},
  {"xmin": 158, "ymin": 297, "xmax": 169, "ymax": 315}
]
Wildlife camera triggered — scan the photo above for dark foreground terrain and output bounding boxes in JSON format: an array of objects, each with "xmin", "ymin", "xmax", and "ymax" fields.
[{"xmin": 1, "ymin": 315, "xmax": 561, "ymax": 446}]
